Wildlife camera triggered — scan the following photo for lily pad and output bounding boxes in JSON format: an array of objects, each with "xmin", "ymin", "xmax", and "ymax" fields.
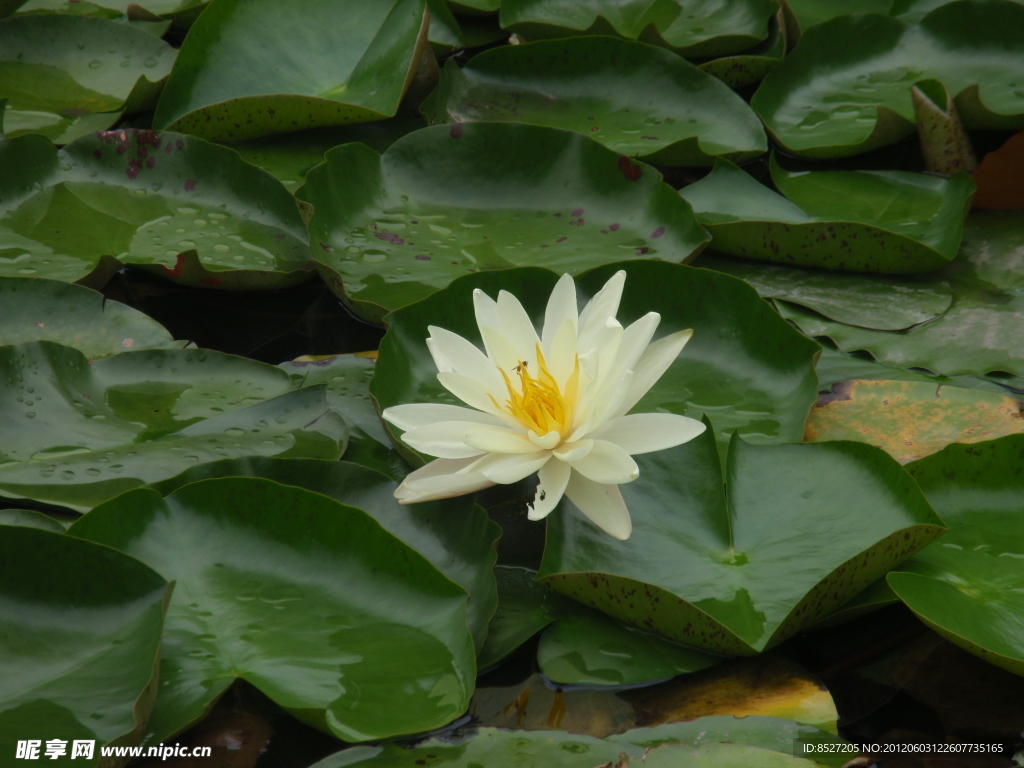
[
  {"xmin": 777, "ymin": 212, "xmax": 1024, "ymax": 377},
  {"xmin": 0, "ymin": 526, "xmax": 170, "ymax": 760},
  {"xmin": 478, "ymin": 565, "xmax": 564, "ymax": 668},
  {"xmin": 890, "ymin": 435, "xmax": 1024, "ymax": 674},
  {"xmin": 371, "ymin": 260, "xmax": 820, "ymax": 464},
  {"xmin": 153, "ymin": 0, "xmax": 429, "ymax": 142},
  {"xmin": 68, "ymin": 477, "xmax": 476, "ymax": 742},
  {"xmin": 680, "ymin": 157, "xmax": 975, "ymax": 273},
  {"xmin": 814, "ymin": 578, "xmax": 900, "ymax": 628},
  {"xmin": 147, "ymin": 457, "xmax": 500, "ymax": 653},
  {"xmin": 539, "ymin": 421, "xmax": 945, "ymax": 655},
  {"xmin": 805, "ymin": 379, "xmax": 1024, "ymax": 463},
  {"xmin": 698, "ymin": 6, "xmax": 787, "ymax": 90},
  {"xmin": 0, "ymin": 14, "xmax": 175, "ymax": 144},
  {"xmin": 751, "ymin": 1, "xmax": 1024, "ymax": 158},
  {"xmin": 696, "ymin": 253, "xmax": 953, "ymax": 330},
  {"xmin": 421, "ymin": 37, "xmax": 766, "ymax": 167},
  {"xmin": 17, "ymin": 0, "xmax": 208, "ymax": 25},
  {"xmin": 278, "ymin": 354, "xmax": 409, "ymax": 479},
  {"xmin": 301, "ymin": 123, "xmax": 710, "ymax": 322},
  {"xmin": 0, "ymin": 131, "xmax": 312, "ymax": 289},
  {"xmin": 0, "ymin": 276, "xmax": 181, "ymax": 358},
  {"xmin": 0, "ymin": 341, "xmax": 347, "ymax": 510},
  {"xmin": 0, "ymin": 507, "xmax": 67, "ymax": 531},
  {"xmin": 782, "ymin": 0, "xmax": 890, "ymax": 31},
  {"xmin": 891, "ymin": 0, "xmax": 1024, "ymax": 23},
  {"xmin": 499, "ymin": 0, "xmax": 777, "ymax": 58}
]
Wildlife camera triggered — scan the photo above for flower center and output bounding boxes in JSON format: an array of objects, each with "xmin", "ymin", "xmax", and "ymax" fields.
[{"xmin": 495, "ymin": 344, "xmax": 578, "ymax": 438}]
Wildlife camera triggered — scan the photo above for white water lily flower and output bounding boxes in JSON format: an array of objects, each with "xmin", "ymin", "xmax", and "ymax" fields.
[{"xmin": 381, "ymin": 270, "xmax": 706, "ymax": 540}]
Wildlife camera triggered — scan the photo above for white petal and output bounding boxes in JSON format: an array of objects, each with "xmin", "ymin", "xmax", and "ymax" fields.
[
  {"xmin": 395, "ymin": 457, "xmax": 494, "ymax": 503},
  {"xmin": 464, "ymin": 427, "xmax": 538, "ymax": 454},
  {"xmin": 546, "ymin": 317, "xmax": 578, "ymax": 389},
  {"xmin": 479, "ymin": 325, "xmax": 522, "ymax": 376},
  {"xmin": 528, "ymin": 459, "xmax": 571, "ymax": 521},
  {"xmin": 599, "ymin": 312, "xmax": 659, "ymax": 393},
  {"xmin": 588, "ymin": 369, "xmax": 634, "ymax": 433},
  {"xmin": 436, "ymin": 372, "xmax": 516, "ymax": 425},
  {"xmin": 401, "ymin": 421, "xmax": 494, "ymax": 459},
  {"xmin": 426, "ymin": 337, "xmax": 454, "ymax": 373},
  {"xmin": 473, "ymin": 288, "xmax": 500, "ymax": 336},
  {"xmin": 578, "ymin": 270, "xmax": 625, "ymax": 349},
  {"xmin": 564, "ymin": 471, "xmax": 632, "ymax": 540},
  {"xmin": 542, "ymin": 273, "xmax": 578, "ymax": 355},
  {"xmin": 428, "ymin": 326, "xmax": 504, "ymax": 392},
  {"xmin": 528, "ymin": 430, "xmax": 562, "ymax": 450},
  {"xmin": 382, "ymin": 403, "xmax": 504, "ymax": 431},
  {"xmin": 479, "ymin": 451, "xmax": 551, "ymax": 484},
  {"xmin": 590, "ymin": 413, "xmax": 707, "ymax": 454},
  {"xmin": 553, "ymin": 439, "xmax": 593, "ymax": 463},
  {"xmin": 614, "ymin": 329, "xmax": 693, "ymax": 418},
  {"xmin": 567, "ymin": 439, "xmax": 639, "ymax": 484},
  {"xmin": 496, "ymin": 289, "xmax": 541, "ymax": 363}
]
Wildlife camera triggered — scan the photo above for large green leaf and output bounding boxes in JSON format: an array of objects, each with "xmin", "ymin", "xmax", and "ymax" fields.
[
  {"xmin": 68, "ymin": 477, "xmax": 476, "ymax": 742},
  {"xmin": 311, "ymin": 716, "xmax": 847, "ymax": 767},
  {"xmin": 892, "ymin": 0, "xmax": 1024, "ymax": 23},
  {"xmin": 889, "ymin": 435, "xmax": 1024, "ymax": 674},
  {"xmin": 0, "ymin": 131, "xmax": 312, "ymax": 289},
  {"xmin": 499, "ymin": 0, "xmax": 777, "ymax": 58},
  {"xmin": 0, "ymin": 15, "xmax": 175, "ymax": 143},
  {"xmin": 0, "ymin": 276, "xmax": 181, "ymax": 358},
  {"xmin": 0, "ymin": 526, "xmax": 170, "ymax": 764},
  {"xmin": 751, "ymin": 1, "xmax": 1024, "ymax": 157},
  {"xmin": 278, "ymin": 354, "xmax": 409, "ymax": 479},
  {"xmin": 778, "ymin": 212, "xmax": 1024, "ymax": 377},
  {"xmin": 17, "ymin": 0, "xmax": 207, "ymax": 24},
  {"xmin": 147, "ymin": 457, "xmax": 500, "ymax": 653},
  {"xmin": 698, "ymin": 5, "xmax": 787, "ymax": 90},
  {"xmin": 0, "ymin": 507, "xmax": 67, "ymax": 531},
  {"xmin": 0, "ymin": 341, "xmax": 347, "ymax": 510},
  {"xmin": 696, "ymin": 253, "xmax": 953, "ymax": 330},
  {"xmin": 782, "ymin": 0, "xmax": 890, "ymax": 31},
  {"xmin": 300, "ymin": 123, "xmax": 710, "ymax": 322},
  {"xmin": 153, "ymin": 0, "xmax": 429, "ymax": 142},
  {"xmin": 680, "ymin": 157, "xmax": 974, "ymax": 273},
  {"xmin": 371, "ymin": 260, "xmax": 820, "ymax": 463},
  {"xmin": 539, "ymin": 423, "xmax": 945, "ymax": 654},
  {"xmin": 421, "ymin": 37, "xmax": 766, "ymax": 167}
]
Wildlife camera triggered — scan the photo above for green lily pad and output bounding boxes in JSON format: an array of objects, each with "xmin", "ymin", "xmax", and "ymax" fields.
[
  {"xmin": 681, "ymin": 157, "xmax": 975, "ymax": 273},
  {"xmin": 889, "ymin": 435, "xmax": 1024, "ymax": 674},
  {"xmin": 499, "ymin": 0, "xmax": 777, "ymax": 58},
  {"xmin": 311, "ymin": 716, "xmax": 847, "ymax": 768},
  {"xmin": 448, "ymin": 0, "xmax": 500, "ymax": 13},
  {"xmin": 0, "ymin": 507, "xmax": 67, "ymax": 531},
  {"xmin": 0, "ymin": 341, "xmax": 347, "ymax": 510},
  {"xmin": 698, "ymin": 5, "xmax": 787, "ymax": 90},
  {"xmin": 147, "ymin": 457, "xmax": 499, "ymax": 653},
  {"xmin": 539, "ymin": 422, "xmax": 945, "ymax": 655},
  {"xmin": 0, "ymin": 276, "xmax": 181, "ymax": 358},
  {"xmin": 68, "ymin": 477, "xmax": 476, "ymax": 743},
  {"xmin": 278, "ymin": 354, "xmax": 409, "ymax": 479},
  {"xmin": 777, "ymin": 211, "xmax": 1024, "ymax": 376},
  {"xmin": 782, "ymin": 0, "xmax": 889, "ymax": 31},
  {"xmin": 233, "ymin": 114, "xmax": 427, "ymax": 191},
  {"xmin": 0, "ymin": 526, "xmax": 170, "ymax": 760},
  {"xmin": 0, "ymin": 14, "xmax": 175, "ymax": 144},
  {"xmin": 18, "ymin": 0, "xmax": 207, "ymax": 24},
  {"xmin": 372, "ymin": 261, "xmax": 820, "ymax": 465},
  {"xmin": 421, "ymin": 37, "xmax": 766, "ymax": 167},
  {"xmin": 813, "ymin": 578, "xmax": 900, "ymax": 628},
  {"xmin": 1, "ymin": 0, "xmax": 28, "ymax": 17},
  {"xmin": 892, "ymin": 0, "xmax": 1024, "ymax": 23},
  {"xmin": 301, "ymin": 123, "xmax": 710, "ymax": 322},
  {"xmin": 0, "ymin": 131, "xmax": 312, "ymax": 289},
  {"xmin": 696, "ymin": 253, "xmax": 953, "ymax": 330},
  {"xmin": 153, "ymin": 0, "xmax": 429, "ymax": 142},
  {"xmin": 477, "ymin": 565, "xmax": 563, "ymax": 668},
  {"xmin": 751, "ymin": 1, "xmax": 1024, "ymax": 158}
]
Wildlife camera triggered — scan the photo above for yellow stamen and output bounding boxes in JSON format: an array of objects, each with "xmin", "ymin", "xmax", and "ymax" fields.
[{"xmin": 491, "ymin": 343, "xmax": 576, "ymax": 438}]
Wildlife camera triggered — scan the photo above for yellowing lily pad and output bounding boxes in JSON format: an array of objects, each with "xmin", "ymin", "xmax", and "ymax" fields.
[{"xmin": 805, "ymin": 379, "xmax": 1024, "ymax": 463}]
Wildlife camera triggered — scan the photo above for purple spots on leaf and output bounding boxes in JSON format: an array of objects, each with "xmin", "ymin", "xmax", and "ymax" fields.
[
  {"xmin": 375, "ymin": 232, "xmax": 404, "ymax": 245},
  {"xmin": 636, "ymin": 246, "xmax": 649, "ymax": 255},
  {"xmin": 609, "ymin": 223, "xmax": 620, "ymax": 231},
  {"xmin": 145, "ymin": 157, "xmax": 155, "ymax": 169},
  {"xmin": 184, "ymin": 179, "xmax": 196, "ymax": 192},
  {"xmin": 450, "ymin": 123, "xmax": 463, "ymax": 138},
  {"xmin": 556, "ymin": 236, "xmax": 567, "ymax": 243},
  {"xmin": 176, "ymin": 139, "xmax": 185, "ymax": 150},
  {"xmin": 126, "ymin": 159, "xmax": 141, "ymax": 179},
  {"xmin": 320, "ymin": 243, "xmax": 333, "ymax": 252},
  {"xmin": 650, "ymin": 226, "xmax": 665, "ymax": 239},
  {"xmin": 415, "ymin": 254, "xmax": 431, "ymax": 261},
  {"xmin": 570, "ymin": 218, "xmax": 584, "ymax": 226},
  {"xmin": 618, "ymin": 156, "xmax": 642, "ymax": 181},
  {"xmin": 571, "ymin": 208, "xmax": 584, "ymax": 217},
  {"xmin": 93, "ymin": 149, "xmax": 102, "ymax": 159},
  {"xmin": 553, "ymin": 212, "xmax": 562, "ymax": 217}
]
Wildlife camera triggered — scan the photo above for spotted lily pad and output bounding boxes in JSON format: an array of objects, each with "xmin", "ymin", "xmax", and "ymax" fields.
[
  {"xmin": 0, "ymin": 341, "xmax": 347, "ymax": 510},
  {"xmin": 69, "ymin": 477, "xmax": 476, "ymax": 743},
  {"xmin": 148, "ymin": 457, "xmax": 500, "ymax": 653},
  {"xmin": 698, "ymin": 5, "xmax": 787, "ymax": 90},
  {"xmin": 421, "ymin": 37, "xmax": 766, "ymax": 167},
  {"xmin": 17, "ymin": 0, "xmax": 207, "ymax": 25},
  {"xmin": 539, "ymin": 422, "xmax": 944, "ymax": 655},
  {"xmin": 300, "ymin": 123, "xmax": 710, "ymax": 322},
  {"xmin": 0, "ymin": 14, "xmax": 175, "ymax": 144},
  {"xmin": 804, "ymin": 379, "xmax": 1024, "ymax": 463},
  {"xmin": 890, "ymin": 435, "xmax": 1024, "ymax": 674},
  {"xmin": 751, "ymin": 1, "xmax": 1024, "ymax": 158},
  {"xmin": 777, "ymin": 212, "xmax": 1024, "ymax": 377},
  {"xmin": 680, "ymin": 157, "xmax": 975, "ymax": 273},
  {"xmin": 0, "ymin": 131, "xmax": 312, "ymax": 289},
  {"xmin": 371, "ymin": 261, "xmax": 820, "ymax": 465},
  {"xmin": 153, "ymin": 0, "xmax": 429, "ymax": 142},
  {"xmin": 0, "ymin": 526, "xmax": 170, "ymax": 760},
  {"xmin": 0, "ymin": 276, "xmax": 181, "ymax": 358},
  {"xmin": 499, "ymin": 0, "xmax": 777, "ymax": 58}
]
